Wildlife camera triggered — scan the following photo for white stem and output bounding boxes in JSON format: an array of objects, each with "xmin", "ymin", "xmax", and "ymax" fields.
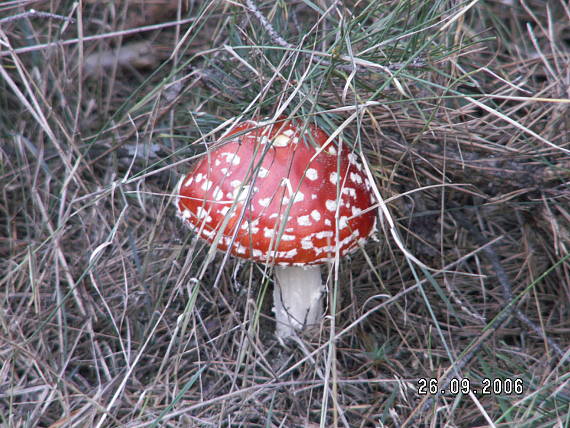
[{"xmin": 272, "ymin": 265, "xmax": 324, "ymax": 338}]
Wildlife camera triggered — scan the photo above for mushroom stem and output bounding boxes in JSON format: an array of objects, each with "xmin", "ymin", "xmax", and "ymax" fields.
[{"xmin": 273, "ymin": 266, "xmax": 324, "ymax": 338}]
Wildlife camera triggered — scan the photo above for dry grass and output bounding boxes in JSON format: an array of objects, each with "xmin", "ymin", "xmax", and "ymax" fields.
[{"xmin": 1, "ymin": 0, "xmax": 569, "ymax": 427}]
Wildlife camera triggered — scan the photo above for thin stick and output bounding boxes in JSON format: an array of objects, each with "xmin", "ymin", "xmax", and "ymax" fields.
[
  {"xmin": 0, "ymin": 16, "xmax": 198, "ymax": 57},
  {"xmin": 244, "ymin": 0, "xmax": 292, "ymax": 49},
  {"xmin": 402, "ymin": 205, "xmax": 566, "ymax": 427},
  {"xmin": 244, "ymin": 0, "xmax": 426, "ymax": 73},
  {"xmin": 451, "ymin": 206, "xmax": 564, "ymax": 357},
  {"xmin": 0, "ymin": 8, "xmax": 75, "ymax": 25}
]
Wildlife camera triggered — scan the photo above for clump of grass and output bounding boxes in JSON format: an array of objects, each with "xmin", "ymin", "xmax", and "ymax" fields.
[{"xmin": 1, "ymin": 0, "xmax": 569, "ymax": 427}]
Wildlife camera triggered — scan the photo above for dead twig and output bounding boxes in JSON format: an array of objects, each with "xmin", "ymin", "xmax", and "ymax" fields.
[
  {"xmin": 402, "ymin": 204, "xmax": 567, "ymax": 427},
  {"xmin": 0, "ymin": 9, "xmax": 75, "ymax": 25},
  {"xmin": 244, "ymin": 0, "xmax": 426, "ymax": 73},
  {"xmin": 451, "ymin": 206, "xmax": 565, "ymax": 358}
]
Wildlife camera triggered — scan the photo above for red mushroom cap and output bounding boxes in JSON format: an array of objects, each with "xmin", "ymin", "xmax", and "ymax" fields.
[{"xmin": 175, "ymin": 117, "xmax": 376, "ymax": 266}]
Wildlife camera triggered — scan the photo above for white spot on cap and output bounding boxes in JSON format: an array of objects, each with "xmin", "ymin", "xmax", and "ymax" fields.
[
  {"xmin": 325, "ymin": 200, "xmax": 337, "ymax": 212},
  {"xmin": 269, "ymin": 213, "xmax": 278, "ymax": 219},
  {"xmin": 350, "ymin": 172, "xmax": 363, "ymax": 184},
  {"xmin": 316, "ymin": 231, "xmax": 334, "ymax": 239},
  {"xmin": 259, "ymin": 197, "xmax": 271, "ymax": 207},
  {"xmin": 342, "ymin": 187, "xmax": 357, "ymax": 198},
  {"xmin": 351, "ymin": 206, "xmax": 362, "ymax": 216},
  {"xmin": 297, "ymin": 215, "xmax": 312, "ymax": 226},
  {"xmin": 201, "ymin": 229, "xmax": 214, "ymax": 238},
  {"xmin": 311, "ymin": 194, "xmax": 317, "ymax": 200},
  {"xmin": 282, "ymin": 248, "xmax": 297, "ymax": 258},
  {"xmin": 221, "ymin": 167, "xmax": 228, "ymax": 175},
  {"xmin": 339, "ymin": 216, "xmax": 349, "ymax": 230},
  {"xmin": 240, "ymin": 219, "xmax": 260, "ymax": 234},
  {"xmin": 196, "ymin": 206, "xmax": 210, "ymax": 220},
  {"xmin": 330, "ymin": 172, "xmax": 339, "ymax": 185},
  {"xmin": 269, "ymin": 250, "xmax": 283, "ymax": 258},
  {"xmin": 212, "ymin": 187, "xmax": 223, "ymax": 201},
  {"xmin": 196, "ymin": 206, "xmax": 205, "ymax": 219},
  {"xmin": 215, "ymin": 159, "xmax": 221, "ymax": 167},
  {"xmin": 195, "ymin": 173, "xmax": 203, "ymax": 183},
  {"xmin": 220, "ymin": 152, "xmax": 241, "ymax": 165},
  {"xmin": 339, "ymin": 230, "xmax": 360, "ymax": 249},
  {"xmin": 232, "ymin": 185, "xmax": 250, "ymax": 203},
  {"xmin": 310, "ymin": 210, "xmax": 321, "ymax": 221},
  {"xmin": 201, "ymin": 180, "xmax": 213, "ymax": 191},
  {"xmin": 230, "ymin": 180, "xmax": 241, "ymax": 188},
  {"xmin": 282, "ymin": 178, "xmax": 293, "ymax": 195},
  {"xmin": 301, "ymin": 239, "xmax": 313, "ymax": 250},
  {"xmin": 292, "ymin": 192, "xmax": 304, "ymax": 203},
  {"xmin": 324, "ymin": 219, "xmax": 332, "ymax": 226},
  {"xmin": 281, "ymin": 234, "xmax": 295, "ymax": 241},
  {"xmin": 263, "ymin": 228, "xmax": 274, "ymax": 238},
  {"xmin": 219, "ymin": 206, "xmax": 230, "ymax": 216},
  {"xmin": 327, "ymin": 145, "xmax": 337, "ymax": 155},
  {"xmin": 273, "ymin": 134, "xmax": 290, "ymax": 147},
  {"xmin": 259, "ymin": 135, "xmax": 270, "ymax": 145},
  {"xmin": 249, "ymin": 219, "xmax": 260, "ymax": 234},
  {"xmin": 184, "ymin": 176, "xmax": 194, "ymax": 187},
  {"xmin": 306, "ymin": 168, "xmax": 318, "ymax": 180},
  {"xmin": 258, "ymin": 167, "xmax": 269, "ymax": 178},
  {"xmin": 283, "ymin": 129, "xmax": 295, "ymax": 137},
  {"xmin": 182, "ymin": 209, "xmax": 191, "ymax": 219},
  {"xmin": 314, "ymin": 245, "xmax": 335, "ymax": 255},
  {"xmin": 252, "ymin": 249, "xmax": 263, "ymax": 258}
]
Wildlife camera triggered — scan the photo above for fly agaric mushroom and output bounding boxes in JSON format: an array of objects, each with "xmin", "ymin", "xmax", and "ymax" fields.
[{"xmin": 174, "ymin": 117, "xmax": 376, "ymax": 338}]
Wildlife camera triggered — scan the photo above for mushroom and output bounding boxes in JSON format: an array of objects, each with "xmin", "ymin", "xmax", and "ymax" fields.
[{"xmin": 174, "ymin": 117, "xmax": 376, "ymax": 339}]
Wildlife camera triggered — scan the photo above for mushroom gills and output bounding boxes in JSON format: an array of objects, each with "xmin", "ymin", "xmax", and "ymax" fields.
[{"xmin": 273, "ymin": 265, "xmax": 324, "ymax": 338}]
